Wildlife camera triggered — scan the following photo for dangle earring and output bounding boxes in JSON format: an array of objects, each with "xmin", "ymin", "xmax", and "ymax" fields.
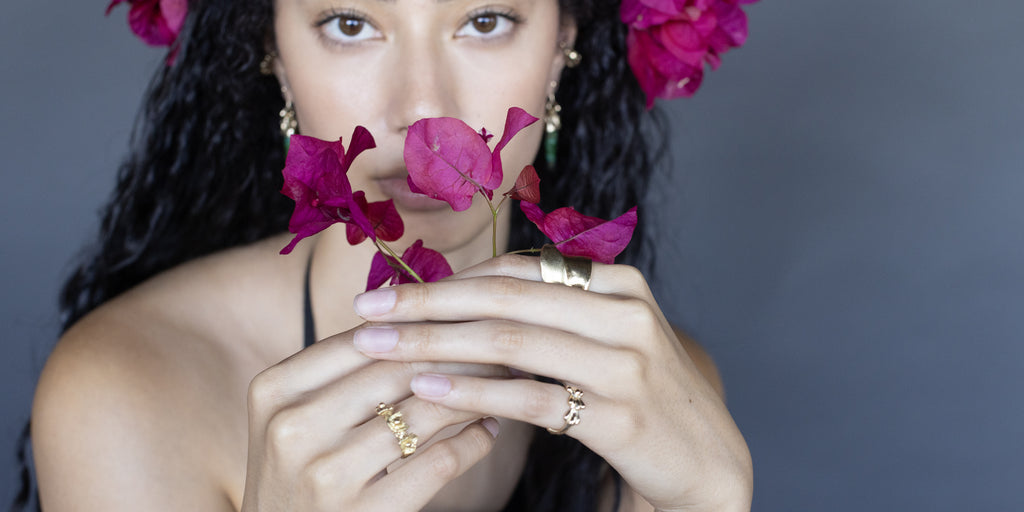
[
  {"xmin": 544, "ymin": 82, "xmax": 562, "ymax": 170},
  {"xmin": 259, "ymin": 52, "xmax": 277, "ymax": 76},
  {"xmin": 279, "ymin": 91, "xmax": 297, "ymax": 152},
  {"xmin": 561, "ymin": 43, "xmax": 582, "ymax": 68}
]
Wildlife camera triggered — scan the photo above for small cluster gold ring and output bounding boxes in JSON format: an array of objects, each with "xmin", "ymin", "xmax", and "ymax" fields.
[
  {"xmin": 546, "ymin": 385, "xmax": 586, "ymax": 435},
  {"xmin": 539, "ymin": 245, "xmax": 593, "ymax": 290},
  {"xmin": 376, "ymin": 402, "xmax": 419, "ymax": 458}
]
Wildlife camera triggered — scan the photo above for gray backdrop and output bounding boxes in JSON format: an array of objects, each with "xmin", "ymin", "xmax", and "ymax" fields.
[{"xmin": 3, "ymin": 0, "xmax": 1022, "ymax": 510}]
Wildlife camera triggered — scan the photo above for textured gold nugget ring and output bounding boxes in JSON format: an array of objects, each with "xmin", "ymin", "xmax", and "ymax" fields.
[
  {"xmin": 539, "ymin": 244, "xmax": 593, "ymax": 290},
  {"xmin": 546, "ymin": 385, "xmax": 586, "ymax": 435},
  {"xmin": 376, "ymin": 402, "xmax": 419, "ymax": 458}
]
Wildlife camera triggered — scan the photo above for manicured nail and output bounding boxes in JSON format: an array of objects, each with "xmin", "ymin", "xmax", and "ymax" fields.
[
  {"xmin": 353, "ymin": 289, "xmax": 396, "ymax": 317},
  {"xmin": 410, "ymin": 373, "xmax": 451, "ymax": 398},
  {"xmin": 481, "ymin": 417, "xmax": 500, "ymax": 438},
  {"xmin": 353, "ymin": 326, "xmax": 398, "ymax": 353}
]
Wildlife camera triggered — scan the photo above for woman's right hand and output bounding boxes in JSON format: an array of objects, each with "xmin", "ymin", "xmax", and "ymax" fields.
[{"xmin": 239, "ymin": 325, "xmax": 502, "ymax": 511}]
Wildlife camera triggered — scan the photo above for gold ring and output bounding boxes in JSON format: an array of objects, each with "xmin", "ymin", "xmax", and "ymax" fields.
[
  {"xmin": 376, "ymin": 402, "xmax": 419, "ymax": 458},
  {"xmin": 540, "ymin": 244, "xmax": 593, "ymax": 290},
  {"xmin": 546, "ymin": 385, "xmax": 586, "ymax": 435}
]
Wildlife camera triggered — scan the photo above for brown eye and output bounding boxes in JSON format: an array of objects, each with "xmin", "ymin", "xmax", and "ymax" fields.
[
  {"xmin": 339, "ymin": 18, "xmax": 364, "ymax": 37},
  {"xmin": 471, "ymin": 15, "xmax": 498, "ymax": 33}
]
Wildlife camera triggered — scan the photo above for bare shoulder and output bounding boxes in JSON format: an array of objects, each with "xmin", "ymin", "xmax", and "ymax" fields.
[{"xmin": 33, "ymin": 237, "xmax": 304, "ymax": 511}]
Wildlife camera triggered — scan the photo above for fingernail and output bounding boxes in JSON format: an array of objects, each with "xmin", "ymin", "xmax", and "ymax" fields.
[
  {"xmin": 353, "ymin": 289, "xmax": 396, "ymax": 317},
  {"xmin": 410, "ymin": 373, "xmax": 451, "ymax": 398},
  {"xmin": 481, "ymin": 417, "xmax": 500, "ymax": 438},
  {"xmin": 353, "ymin": 326, "xmax": 398, "ymax": 353}
]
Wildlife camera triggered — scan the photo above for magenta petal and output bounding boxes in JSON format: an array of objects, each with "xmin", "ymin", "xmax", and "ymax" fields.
[
  {"xmin": 404, "ymin": 117, "xmax": 493, "ymax": 211},
  {"xmin": 284, "ymin": 135, "xmax": 336, "ymax": 185},
  {"xmin": 281, "ymin": 129, "xmax": 378, "ymax": 252},
  {"xmin": 407, "ymin": 177, "xmax": 425, "ymax": 195},
  {"xmin": 397, "ymin": 240, "xmax": 454, "ymax": 284},
  {"xmin": 345, "ymin": 192, "xmax": 373, "ymax": 245},
  {"xmin": 628, "ymin": 29, "xmax": 669, "ymax": 109},
  {"xmin": 366, "ymin": 199, "xmax": 404, "ymax": 242},
  {"xmin": 105, "ymin": 0, "xmax": 127, "ymax": 16},
  {"xmin": 128, "ymin": 0, "xmax": 177, "ymax": 47},
  {"xmin": 366, "ymin": 252, "xmax": 396, "ymax": 291},
  {"xmin": 490, "ymin": 107, "xmax": 539, "ymax": 192},
  {"xmin": 520, "ymin": 202, "xmax": 638, "ymax": 264},
  {"xmin": 658, "ymin": 21, "xmax": 709, "ymax": 67},
  {"xmin": 343, "ymin": 125, "xmax": 377, "ymax": 166},
  {"xmin": 505, "ymin": 165, "xmax": 541, "ymax": 204},
  {"xmin": 159, "ymin": 0, "xmax": 187, "ymax": 33}
]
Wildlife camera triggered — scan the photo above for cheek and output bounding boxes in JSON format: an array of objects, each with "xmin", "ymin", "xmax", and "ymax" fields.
[{"xmin": 273, "ymin": 10, "xmax": 383, "ymax": 141}]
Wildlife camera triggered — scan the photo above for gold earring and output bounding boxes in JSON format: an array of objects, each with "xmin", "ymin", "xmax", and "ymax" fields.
[
  {"xmin": 280, "ymin": 94, "xmax": 297, "ymax": 151},
  {"xmin": 561, "ymin": 44, "xmax": 581, "ymax": 68},
  {"xmin": 544, "ymin": 82, "xmax": 561, "ymax": 169},
  {"xmin": 260, "ymin": 52, "xmax": 277, "ymax": 76},
  {"xmin": 280, "ymin": 99, "xmax": 297, "ymax": 138}
]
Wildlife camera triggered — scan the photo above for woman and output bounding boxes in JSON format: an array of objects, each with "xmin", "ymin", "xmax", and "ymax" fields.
[{"xmin": 26, "ymin": 0, "xmax": 753, "ymax": 509}]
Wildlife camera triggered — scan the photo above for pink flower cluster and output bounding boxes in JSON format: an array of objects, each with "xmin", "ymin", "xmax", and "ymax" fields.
[
  {"xmin": 106, "ymin": 0, "xmax": 186, "ymax": 47},
  {"xmin": 280, "ymin": 107, "xmax": 638, "ymax": 290},
  {"xmin": 621, "ymin": 0, "xmax": 758, "ymax": 108}
]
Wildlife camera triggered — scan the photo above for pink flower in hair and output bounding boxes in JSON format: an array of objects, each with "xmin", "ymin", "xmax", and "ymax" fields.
[
  {"xmin": 106, "ymin": 0, "xmax": 187, "ymax": 47},
  {"xmin": 621, "ymin": 0, "xmax": 758, "ymax": 108}
]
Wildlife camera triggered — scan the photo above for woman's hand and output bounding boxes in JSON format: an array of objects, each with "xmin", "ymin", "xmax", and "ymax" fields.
[
  {"xmin": 350, "ymin": 254, "xmax": 753, "ymax": 512},
  {"xmin": 240, "ymin": 326, "xmax": 504, "ymax": 512}
]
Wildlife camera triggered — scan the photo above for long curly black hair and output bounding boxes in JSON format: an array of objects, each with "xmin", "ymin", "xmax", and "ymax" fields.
[{"xmin": 13, "ymin": 0, "xmax": 665, "ymax": 509}]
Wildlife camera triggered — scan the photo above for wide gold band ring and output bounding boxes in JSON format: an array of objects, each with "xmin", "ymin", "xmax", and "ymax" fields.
[
  {"xmin": 546, "ymin": 385, "xmax": 586, "ymax": 435},
  {"xmin": 540, "ymin": 244, "xmax": 593, "ymax": 290},
  {"xmin": 376, "ymin": 402, "xmax": 419, "ymax": 458}
]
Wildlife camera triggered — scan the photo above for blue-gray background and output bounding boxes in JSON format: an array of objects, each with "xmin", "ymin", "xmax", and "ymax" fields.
[{"xmin": 3, "ymin": 1, "xmax": 1022, "ymax": 510}]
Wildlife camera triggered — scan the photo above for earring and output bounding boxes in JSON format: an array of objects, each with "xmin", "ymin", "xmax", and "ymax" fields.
[
  {"xmin": 561, "ymin": 43, "xmax": 581, "ymax": 68},
  {"xmin": 544, "ymin": 83, "xmax": 562, "ymax": 170},
  {"xmin": 259, "ymin": 52, "xmax": 276, "ymax": 76},
  {"xmin": 279, "ymin": 95, "xmax": 297, "ymax": 151}
]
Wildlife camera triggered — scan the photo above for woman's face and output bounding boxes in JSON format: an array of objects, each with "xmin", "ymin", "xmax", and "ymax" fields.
[{"xmin": 273, "ymin": 0, "xmax": 571, "ymax": 254}]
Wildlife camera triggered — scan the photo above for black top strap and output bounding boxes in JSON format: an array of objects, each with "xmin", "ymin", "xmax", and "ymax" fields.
[{"xmin": 303, "ymin": 255, "xmax": 315, "ymax": 348}]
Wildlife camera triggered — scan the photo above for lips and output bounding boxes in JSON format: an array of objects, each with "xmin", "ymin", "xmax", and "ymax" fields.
[{"xmin": 374, "ymin": 175, "xmax": 449, "ymax": 212}]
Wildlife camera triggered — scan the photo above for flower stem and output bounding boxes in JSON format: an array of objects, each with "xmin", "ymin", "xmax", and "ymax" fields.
[
  {"xmin": 484, "ymin": 195, "xmax": 501, "ymax": 258},
  {"xmin": 506, "ymin": 247, "xmax": 542, "ymax": 255},
  {"xmin": 375, "ymin": 240, "xmax": 425, "ymax": 283}
]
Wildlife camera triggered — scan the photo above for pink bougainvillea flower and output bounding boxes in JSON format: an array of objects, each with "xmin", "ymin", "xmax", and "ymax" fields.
[
  {"xmin": 478, "ymin": 128, "xmax": 494, "ymax": 143},
  {"xmin": 621, "ymin": 0, "xmax": 757, "ymax": 108},
  {"xmin": 345, "ymin": 192, "xmax": 404, "ymax": 245},
  {"xmin": 520, "ymin": 202, "xmax": 638, "ymax": 264},
  {"xmin": 404, "ymin": 107, "xmax": 538, "ymax": 211},
  {"xmin": 280, "ymin": 127, "xmax": 377, "ymax": 254},
  {"xmin": 366, "ymin": 240, "xmax": 454, "ymax": 291},
  {"xmin": 107, "ymin": 0, "xmax": 187, "ymax": 47},
  {"xmin": 504, "ymin": 165, "xmax": 541, "ymax": 204}
]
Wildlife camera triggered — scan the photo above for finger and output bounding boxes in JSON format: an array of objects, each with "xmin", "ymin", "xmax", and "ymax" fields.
[
  {"xmin": 353, "ymin": 321, "xmax": 637, "ymax": 387},
  {"xmin": 332, "ymin": 397, "xmax": 488, "ymax": 485},
  {"xmin": 256, "ymin": 327, "xmax": 373, "ymax": 397},
  {"xmin": 352, "ymin": 276, "xmax": 662, "ymax": 345},
  {"xmin": 262, "ymin": 359, "xmax": 506, "ymax": 445},
  {"xmin": 358, "ymin": 418, "xmax": 500, "ymax": 511},
  {"xmin": 448, "ymin": 253, "xmax": 653, "ymax": 299},
  {"xmin": 409, "ymin": 375, "xmax": 607, "ymax": 445},
  {"xmin": 305, "ymin": 360, "xmax": 509, "ymax": 430}
]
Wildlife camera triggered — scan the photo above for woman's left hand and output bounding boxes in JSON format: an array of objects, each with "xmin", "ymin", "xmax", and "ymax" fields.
[{"xmin": 350, "ymin": 254, "xmax": 752, "ymax": 512}]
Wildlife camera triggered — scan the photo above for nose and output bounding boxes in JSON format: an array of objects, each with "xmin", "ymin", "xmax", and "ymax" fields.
[{"xmin": 384, "ymin": 35, "xmax": 459, "ymax": 133}]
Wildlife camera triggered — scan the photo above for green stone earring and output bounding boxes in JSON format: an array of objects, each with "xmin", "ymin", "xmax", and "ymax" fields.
[{"xmin": 544, "ymin": 86, "xmax": 561, "ymax": 169}]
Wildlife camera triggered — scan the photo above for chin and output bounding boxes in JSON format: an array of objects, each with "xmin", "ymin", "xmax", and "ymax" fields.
[{"xmin": 395, "ymin": 206, "xmax": 495, "ymax": 256}]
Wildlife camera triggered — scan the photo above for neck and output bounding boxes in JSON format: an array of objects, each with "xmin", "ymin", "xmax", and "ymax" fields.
[{"xmin": 306, "ymin": 206, "xmax": 512, "ymax": 336}]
